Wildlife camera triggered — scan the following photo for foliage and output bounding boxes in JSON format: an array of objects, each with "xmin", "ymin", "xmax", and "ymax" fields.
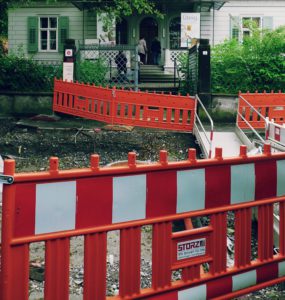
[
  {"xmin": 77, "ymin": 59, "xmax": 108, "ymax": 86},
  {"xmin": 0, "ymin": 52, "xmax": 62, "ymax": 91},
  {"xmin": 0, "ymin": 0, "xmax": 163, "ymax": 36},
  {"xmin": 0, "ymin": 35, "xmax": 8, "ymax": 55},
  {"xmin": 177, "ymin": 52, "xmax": 191, "ymax": 95},
  {"xmin": 211, "ymin": 26, "xmax": 285, "ymax": 94}
]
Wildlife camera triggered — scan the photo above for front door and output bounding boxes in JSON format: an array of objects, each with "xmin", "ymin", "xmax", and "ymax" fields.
[{"xmin": 139, "ymin": 17, "xmax": 158, "ymax": 64}]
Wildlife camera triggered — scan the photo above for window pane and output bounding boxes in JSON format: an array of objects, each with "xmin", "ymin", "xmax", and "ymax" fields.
[
  {"xmin": 41, "ymin": 18, "xmax": 48, "ymax": 28},
  {"xmin": 242, "ymin": 17, "xmax": 250, "ymax": 28},
  {"xmin": 50, "ymin": 31, "xmax": 57, "ymax": 50},
  {"xmin": 41, "ymin": 31, "xmax": 47, "ymax": 50},
  {"xmin": 170, "ymin": 17, "xmax": 181, "ymax": 49},
  {"xmin": 252, "ymin": 17, "xmax": 260, "ymax": 28},
  {"xmin": 50, "ymin": 18, "xmax": 57, "ymax": 28},
  {"xmin": 243, "ymin": 31, "xmax": 250, "ymax": 38}
]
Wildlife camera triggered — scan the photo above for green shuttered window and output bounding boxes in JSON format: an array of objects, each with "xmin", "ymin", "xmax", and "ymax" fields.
[{"xmin": 27, "ymin": 16, "xmax": 69, "ymax": 53}]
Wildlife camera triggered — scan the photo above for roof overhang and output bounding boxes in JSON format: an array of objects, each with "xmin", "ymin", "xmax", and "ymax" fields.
[{"xmin": 71, "ymin": 0, "xmax": 227, "ymax": 11}]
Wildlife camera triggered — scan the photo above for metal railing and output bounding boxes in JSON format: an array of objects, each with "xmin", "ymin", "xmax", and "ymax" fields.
[
  {"xmin": 76, "ymin": 43, "xmax": 138, "ymax": 90},
  {"xmin": 193, "ymin": 94, "xmax": 214, "ymax": 158},
  {"xmin": 237, "ymin": 95, "xmax": 269, "ymax": 148}
]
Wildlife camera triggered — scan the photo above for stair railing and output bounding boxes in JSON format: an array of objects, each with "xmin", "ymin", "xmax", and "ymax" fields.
[
  {"xmin": 194, "ymin": 94, "xmax": 214, "ymax": 158},
  {"xmin": 174, "ymin": 58, "xmax": 177, "ymax": 87}
]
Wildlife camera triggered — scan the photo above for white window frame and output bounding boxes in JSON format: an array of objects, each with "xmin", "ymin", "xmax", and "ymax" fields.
[
  {"xmin": 39, "ymin": 16, "xmax": 58, "ymax": 52},
  {"xmin": 241, "ymin": 16, "xmax": 263, "ymax": 40}
]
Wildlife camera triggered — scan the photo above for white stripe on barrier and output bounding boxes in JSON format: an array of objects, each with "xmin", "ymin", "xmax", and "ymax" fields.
[
  {"xmin": 178, "ymin": 284, "xmax": 207, "ymax": 300},
  {"xmin": 35, "ymin": 181, "xmax": 76, "ymax": 234},
  {"xmin": 112, "ymin": 174, "xmax": 146, "ymax": 223},
  {"xmin": 232, "ymin": 270, "xmax": 257, "ymax": 292},
  {"xmin": 269, "ymin": 123, "xmax": 275, "ymax": 140},
  {"xmin": 277, "ymin": 160, "xmax": 285, "ymax": 196},
  {"xmin": 278, "ymin": 261, "xmax": 285, "ymax": 277},
  {"xmin": 280, "ymin": 127, "xmax": 285, "ymax": 144},
  {"xmin": 231, "ymin": 164, "xmax": 255, "ymax": 204},
  {"xmin": 177, "ymin": 169, "xmax": 205, "ymax": 213}
]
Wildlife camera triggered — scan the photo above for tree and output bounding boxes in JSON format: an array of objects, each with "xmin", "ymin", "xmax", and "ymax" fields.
[
  {"xmin": 0, "ymin": 0, "xmax": 162, "ymax": 37},
  {"xmin": 211, "ymin": 25, "xmax": 285, "ymax": 93}
]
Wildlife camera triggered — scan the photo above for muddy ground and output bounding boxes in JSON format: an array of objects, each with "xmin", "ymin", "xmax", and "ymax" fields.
[{"xmin": 0, "ymin": 116, "xmax": 198, "ymax": 172}]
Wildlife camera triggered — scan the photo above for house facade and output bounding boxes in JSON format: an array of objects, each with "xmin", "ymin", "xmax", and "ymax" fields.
[{"xmin": 8, "ymin": 0, "xmax": 285, "ymax": 68}]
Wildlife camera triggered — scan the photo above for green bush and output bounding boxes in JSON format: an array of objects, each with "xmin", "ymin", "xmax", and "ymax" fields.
[
  {"xmin": 77, "ymin": 59, "xmax": 108, "ymax": 86},
  {"xmin": 211, "ymin": 26, "xmax": 285, "ymax": 94},
  {"xmin": 0, "ymin": 54, "xmax": 62, "ymax": 92},
  {"xmin": 178, "ymin": 26, "xmax": 285, "ymax": 95}
]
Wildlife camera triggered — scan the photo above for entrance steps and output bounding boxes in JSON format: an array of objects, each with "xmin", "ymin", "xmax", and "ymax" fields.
[
  {"xmin": 140, "ymin": 64, "xmax": 176, "ymax": 83},
  {"xmin": 139, "ymin": 64, "xmax": 179, "ymax": 93}
]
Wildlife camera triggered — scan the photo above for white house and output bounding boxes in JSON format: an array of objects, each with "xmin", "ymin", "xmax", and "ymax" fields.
[{"xmin": 7, "ymin": 0, "xmax": 285, "ymax": 68}]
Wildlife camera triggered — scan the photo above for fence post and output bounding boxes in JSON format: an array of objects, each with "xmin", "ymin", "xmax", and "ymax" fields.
[
  {"xmin": 1, "ymin": 160, "xmax": 30, "ymax": 300},
  {"xmin": 109, "ymin": 58, "xmax": 112, "ymax": 81},
  {"xmin": 134, "ymin": 46, "xmax": 139, "ymax": 91},
  {"xmin": 174, "ymin": 58, "xmax": 177, "ymax": 88}
]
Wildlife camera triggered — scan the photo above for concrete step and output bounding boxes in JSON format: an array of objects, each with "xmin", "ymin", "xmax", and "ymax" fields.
[{"xmin": 140, "ymin": 78, "xmax": 178, "ymax": 83}]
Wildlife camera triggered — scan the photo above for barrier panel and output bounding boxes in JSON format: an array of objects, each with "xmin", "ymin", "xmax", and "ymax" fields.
[
  {"xmin": 2, "ymin": 145, "xmax": 285, "ymax": 299},
  {"xmin": 53, "ymin": 79, "xmax": 196, "ymax": 132},
  {"xmin": 237, "ymin": 91, "xmax": 285, "ymax": 130},
  {"xmin": 267, "ymin": 122, "xmax": 285, "ymax": 144}
]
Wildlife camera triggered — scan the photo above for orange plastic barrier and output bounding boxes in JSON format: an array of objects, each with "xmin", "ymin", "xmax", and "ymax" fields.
[
  {"xmin": 1, "ymin": 146, "xmax": 285, "ymax": 300},
  {"xmin": 53, "ymin": 79, "xmax": 196, "ymax": 132},
  {"xmin": 237, "ymin": 91, "xmax": 285, "ymax": 129}
]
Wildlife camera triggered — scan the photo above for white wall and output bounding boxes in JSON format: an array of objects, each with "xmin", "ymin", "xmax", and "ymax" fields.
[
  {"xmin": 8, "ymin": 4, "xmax": 83, "ymax": 60},
  {"xmin": 213, "ymin": 0, "xmax": 285, "ymax": 45}
]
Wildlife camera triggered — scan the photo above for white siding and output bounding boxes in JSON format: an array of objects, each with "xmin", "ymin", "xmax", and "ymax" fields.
[
  {"xmin": 8, "ymin": 6, "xmax": 83, "ymax": 60},
  {"xmin": 200, "ymin": 11, "xmax": 213, "ymax": 44},
  {"xmin": 213, "ymin": 0, "xmax": 285, "ymax": 45}
]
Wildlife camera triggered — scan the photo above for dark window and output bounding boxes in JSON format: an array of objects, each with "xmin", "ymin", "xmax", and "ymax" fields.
[
  {"xmin": 169, "ymin": 17, "xmax": 181, "ymax": 49},
  {"xmin": 116, "ymin": 18, "xmax": 128, "ymax": 44}
]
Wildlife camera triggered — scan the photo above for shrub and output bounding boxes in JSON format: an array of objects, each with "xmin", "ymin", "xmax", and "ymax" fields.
[
  {"xmin": 211, "ymin": 26, "xmax": 285, "ymax": 94},
  {"xmin": 0, "ymin": 53, "xmax": 62, "ymax": 92},
  {"xmin": 77, "ymin": 59, "xmax": 108, "ymax": 86},
  {"xmin": 178, "ymin": 26, "xmax": 285, "ymax": 95}
]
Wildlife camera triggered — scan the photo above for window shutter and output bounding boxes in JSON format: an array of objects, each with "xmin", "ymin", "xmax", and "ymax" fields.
[
  {"xmin": 263, "ymin": 16, "xmax": 273, "ymax": 30},
  {"xmin": 27, "ymin": 17, "xmax": 38, "ymax": 53},
  {"xmin": 59, "ymin": 16, "xmax": 69, "ymax": 52},
  {"xmin": 230, "ymin": 16, "xmax": 240, "ymax": 40}
]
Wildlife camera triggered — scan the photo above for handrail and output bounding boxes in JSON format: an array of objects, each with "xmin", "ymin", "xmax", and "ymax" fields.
[
  {"xmin": 195, "ymin": 94, "xmax": 214, "ymax": 158},
  {"xmin": 237, "ymin": 111, "xmax": 265, "ymax": 143},
  {"xmin": 174, "ymin": 58, "xmax": 177, "ymax": 87},
  {"xmin": 238, "ymin": 94, "xmax": 272, "ymax": 147},
  {"xmin": 239, "ymin": 95, "xmax": 269, "ymax": 124}
]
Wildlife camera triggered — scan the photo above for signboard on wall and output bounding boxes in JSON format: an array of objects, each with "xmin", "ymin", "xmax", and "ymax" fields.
[
  {"xmin": 181, "ymin": 13, "xmax": 200, "ymax": 47},
  {"xmin": 97, "ymin": 13, "xmax": 116, "ymax": 45}
]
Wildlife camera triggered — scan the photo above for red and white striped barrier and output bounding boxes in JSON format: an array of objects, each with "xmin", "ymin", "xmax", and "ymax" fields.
[
  {"xmin": 268, "ymin": 122, "xmax": 285, "ymax": 145},
  {"xmin": 13, "ymin": 156, "xmax": 285, "ymax": 238},
  {"xmin": 145, "ymin": 262, "xmax": 285, "ymax": 299},
  {"xmin": 2, "ymin": 146, "xmax": 285, "ymax": 300}
]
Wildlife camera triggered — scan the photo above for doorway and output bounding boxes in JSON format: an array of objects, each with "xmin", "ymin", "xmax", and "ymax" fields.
[{"xmin": 139, "ymin": 17, "xmax": 158, "ymax": 64}]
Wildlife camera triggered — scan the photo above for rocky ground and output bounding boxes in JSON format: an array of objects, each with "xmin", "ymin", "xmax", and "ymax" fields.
[{"xmin": 0, "ymin": 116, "xmax": 284, "ymax": 299}]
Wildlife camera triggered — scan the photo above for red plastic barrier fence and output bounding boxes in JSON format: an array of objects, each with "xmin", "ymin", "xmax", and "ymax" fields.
[
  {"xmin": 53, "ymin": 79, "xmax": 196, "ymax": 132},
  {"xmin": 237, "ymin": 91, "xmax": 285, "ymax": 129},
  {"xmin": 267, "ymin": 122, "xmax": 285, "ymax": 145},
  {"xmin": 1, "ymin": 146, "xmax": 285, "ymax": 299}
]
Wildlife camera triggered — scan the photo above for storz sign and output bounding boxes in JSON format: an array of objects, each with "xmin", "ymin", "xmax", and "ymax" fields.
[{"xmin": 177, "ymin": 238, "xmax": 206, "ymax": 260}]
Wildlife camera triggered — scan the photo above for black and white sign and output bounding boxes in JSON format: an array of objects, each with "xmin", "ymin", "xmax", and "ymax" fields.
[{"xmin": 177, "ymin": 238, "xmax": 206, "ymax": 260}]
